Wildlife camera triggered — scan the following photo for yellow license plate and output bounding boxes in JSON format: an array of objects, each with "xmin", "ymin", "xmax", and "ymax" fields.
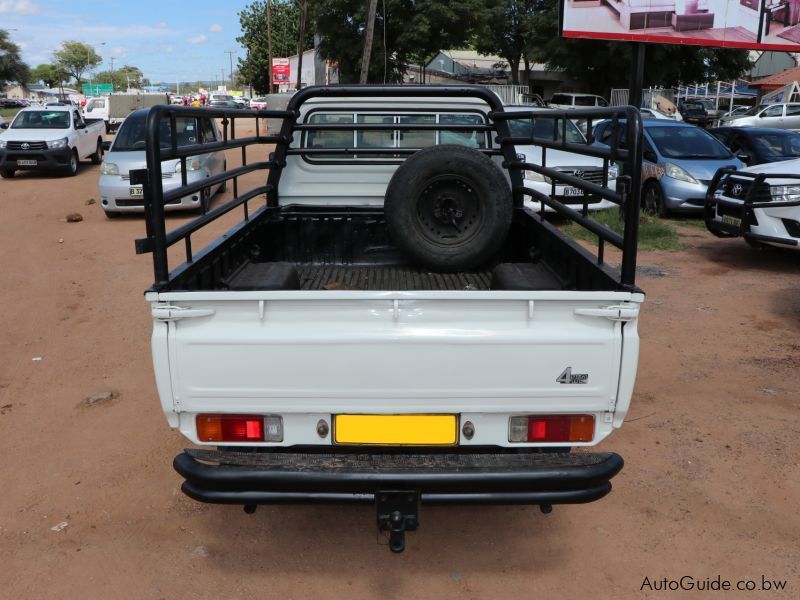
[{"xmin": 334, "ymin": 414, "xmax": 458, "ymax": 446}]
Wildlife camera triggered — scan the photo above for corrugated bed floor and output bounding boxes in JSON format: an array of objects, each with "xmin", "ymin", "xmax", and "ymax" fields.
[{"xmin": 296, "ymin": 265, "xmax": 493, "ymax": 291}]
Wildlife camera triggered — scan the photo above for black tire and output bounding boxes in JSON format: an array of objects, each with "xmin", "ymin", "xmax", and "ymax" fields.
[
  {"xmin": 0, "ymin": 168, "xmax": 15, "ymax": 179},
  {"xmin": 199, "ymin": 186, "xmax": 211, "ymax": 213},
  {"xmin": 104, "ymin": 210, "xmax": 121, "ymax": 219},
  {"xmin": 219, "ymin": 162, "xmax": 227, "ymax": 193},
  {"xmin": 65, "ymin": 150, "xmax": 79, "ymax": 177},
  {"xmin": 105, "ymin": 123, "xmax": 110, "ymax": 135},
  {"xmin": 384, "ymin": 145, "xmax": 513, "ymax": 272},
  {"xmin": 642, "ymin": 181, "xmax": 667, "ymax": 217},
  {"xmin": 90, "ymin": 139, "xmax": 103, "ymax": 165}
]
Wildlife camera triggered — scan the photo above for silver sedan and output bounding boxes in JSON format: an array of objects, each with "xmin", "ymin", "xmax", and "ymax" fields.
[{"xmin": 98, "ymin": 109, "xmax": 226, "ymax": 218}]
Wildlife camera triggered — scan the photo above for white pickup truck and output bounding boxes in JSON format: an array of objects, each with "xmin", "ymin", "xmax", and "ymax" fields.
[
  {"xmin": 0, "ymin": 105, "xmax": 105, "ymax": 178},
  {"xmin": 134, "ymin": 87, "xmax": 645, "ymax": 552},
  {"xmin": 705, "ymin": 159, "xmax": 800, "ymax": 249}
]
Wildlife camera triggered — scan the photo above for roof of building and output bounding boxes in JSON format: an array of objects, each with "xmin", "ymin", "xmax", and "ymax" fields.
[{"xmin": 750, "ymin": 65, "xmax": 800, "ymax": 88}]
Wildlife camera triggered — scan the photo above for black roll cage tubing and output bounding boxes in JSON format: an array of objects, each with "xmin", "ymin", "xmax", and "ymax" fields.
[{"xmin": 135, "ymin": 85, "xmax": 643, "ymax": 291}]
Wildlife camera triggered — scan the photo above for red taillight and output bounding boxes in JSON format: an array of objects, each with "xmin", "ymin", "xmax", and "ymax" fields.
[
  {"xmin": 509, "ymin": 415, "xmax": 595, "ymax": 443},
  {"xmin": 196, "ymin": 414, "xmax": 265, "ymax": 442}
]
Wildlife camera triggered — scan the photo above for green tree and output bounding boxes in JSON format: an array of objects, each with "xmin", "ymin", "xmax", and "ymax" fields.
[
  {"xmin": 475, "ymin": 0, "xmax": 537, "ymax": 85},
  {"xmin": 0, "ymin": 29, "xmax": 30, "ymax": 88},
  {"xmin": 95, "ymin": 65, "xmax": 146, "ymax": 90},
  {"xmin": 313, "ymin": 0, "xmax": 490, "ymax": 84},
  {"xmin": 53, "ymin": 41, "xmax": 102, "ymax": 87},
  {"xmin": 30, "ymin": 63, "xmax": 67, "ymax": 88},
  {"xmin": 524, "ymin": 0, "xmax": 752, "ymax": 94},
  {"xmin": 236, "ymin": 0, "xmax": 314, "ymax": 94}
]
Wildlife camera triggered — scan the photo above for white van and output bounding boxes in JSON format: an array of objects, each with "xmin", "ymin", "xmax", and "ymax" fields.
[
  {"xmin": 549, "ymin": 93, "xmax": 608, "ymax": 110},
  {"xmin": 83, "ymin": 96, "xmax": 110, "ymax": 133}
]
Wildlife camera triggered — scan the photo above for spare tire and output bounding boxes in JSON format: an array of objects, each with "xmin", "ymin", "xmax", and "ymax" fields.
[{"xmin": 384, "ymin": 144, "xmax": 513, "ymax": 272}]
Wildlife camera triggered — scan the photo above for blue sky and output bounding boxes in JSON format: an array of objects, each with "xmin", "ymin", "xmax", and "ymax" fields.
[{"xmin": 2, "ymin": 0, "xmax": 254, "ymax": 84}]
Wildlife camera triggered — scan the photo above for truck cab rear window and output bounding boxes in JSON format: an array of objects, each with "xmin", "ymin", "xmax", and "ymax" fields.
[{"xmin": 303, "ymin": 111, "xmax": 486, "ymax": 161}]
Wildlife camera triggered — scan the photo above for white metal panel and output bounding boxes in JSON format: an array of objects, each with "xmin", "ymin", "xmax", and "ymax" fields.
[{"xmin": 151, "ymin": 294, "xmax": 640, "ymax": 446}]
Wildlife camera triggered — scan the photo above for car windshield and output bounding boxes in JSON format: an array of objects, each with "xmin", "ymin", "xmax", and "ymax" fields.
[
  {"xmin": 683, "ymin": 103, "xmax": 704, "ymax": 111},
  {"xmin": 507, "ymin": 116, "xmax": 586, "ymax": 144},
  {"xmin": 11, "ymin": 111, "xmax": 70, "ymax": 129},
  {"xmin": 741, "ymin": 104, "xmax": 769, "ymax": 117},
  {"xmin": 749, "ymin": 132, "xmax": 800, "ymax": 159},
  {"xmin": 648, "ymin": 126, "xmax": 733, "ymax": 159},
  {"xmin": 112, "ymin": 114, "xmax": 201, "ymax": 151}
]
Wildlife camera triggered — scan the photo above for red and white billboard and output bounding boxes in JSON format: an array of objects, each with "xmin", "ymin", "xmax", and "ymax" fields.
[
  {"xmin": 272, "ymin": 58, "xmax": 290, "ymax": 85},
  {"xmin": 560, "ymin": 0, "xmax": 800, "ymax": 51}
]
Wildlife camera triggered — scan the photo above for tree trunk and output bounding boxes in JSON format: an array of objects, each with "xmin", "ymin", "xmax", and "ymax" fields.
[
  {"xmin": 509, "ymin": 58, "xmax": 520, "ymax": 85},
  {"xmin": 296, "ymin": 0, "xmax": 307, "ymax": 90},
  {"xmin": 360, "ymin": 0, "xmax": 378, "ymax": 84},
  {"xmin": 267, "ymin": 0, "xmax": 274, "ymax": 93}
]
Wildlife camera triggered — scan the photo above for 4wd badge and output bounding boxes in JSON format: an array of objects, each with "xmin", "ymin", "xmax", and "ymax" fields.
[{"xmin": 556, "ymin": 367, "xmax": 589, "ymax": 384}]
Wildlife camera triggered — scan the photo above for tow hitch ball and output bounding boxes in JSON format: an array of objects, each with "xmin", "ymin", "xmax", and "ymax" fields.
[{"xmin": 376, "ymin": 491, "xmax": 419, "ymax": 553}]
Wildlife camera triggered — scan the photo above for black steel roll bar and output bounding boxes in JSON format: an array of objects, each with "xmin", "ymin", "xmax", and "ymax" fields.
[{"xmin": 135, "ymin": 86, "xmax": 643, "ymax": 291}]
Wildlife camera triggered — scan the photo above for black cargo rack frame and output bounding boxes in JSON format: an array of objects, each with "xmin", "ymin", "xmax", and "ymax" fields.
[
  {"xmin": 705, "ymin": 168, "xmax": 800, "ymax": 246},
  {"xmin": 134, "ymin": 85, "xmax": 643, "ymax": 291}
]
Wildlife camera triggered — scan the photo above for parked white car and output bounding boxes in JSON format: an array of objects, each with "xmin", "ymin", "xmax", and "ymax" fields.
[
  {"xmin": 707, "ymin": 158, "xmax": 800, "ymax": 250},
  {"xmin": 0, "ymin": 105, "xmax": 105, "ymax": 177},
  {"xmin": 720, "ymin": 103, "xmax": 800, "ymax": 130},
  {"xmin": 505, "ymin": 106, "xmax": 618, "ymax": 212}
]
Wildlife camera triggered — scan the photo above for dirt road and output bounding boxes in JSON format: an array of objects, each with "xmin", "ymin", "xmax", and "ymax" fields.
[{"xmin": 1, "ymin": 130, "xmax": 798, "ymax": 598}]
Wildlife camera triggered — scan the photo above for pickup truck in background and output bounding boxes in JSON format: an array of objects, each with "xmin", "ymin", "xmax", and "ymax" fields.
[
  {"xmin": 135, "ymin": 86, "xmax": 645, "ymax": 552},
  {"xmin": 0, "ymin": 105, "xmax": 105, "ymax": 178},
  {"xmin": 85, "ymin": 93, "xmax": 171, "ymax": 134},
  {"xmin": 705, "ymin": 159, "xmax": 800, "ymax": 250}
]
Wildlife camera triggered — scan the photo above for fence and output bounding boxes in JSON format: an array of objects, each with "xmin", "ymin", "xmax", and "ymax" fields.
[{"xmin": 480, "ymin": 84, "xmax": 530, "ymax": 105}]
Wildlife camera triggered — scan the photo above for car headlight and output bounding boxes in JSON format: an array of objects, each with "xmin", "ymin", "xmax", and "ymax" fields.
[
  {"xmin": 100, "ymin": 162, "xmax": 119, "ymax": 175},
  {"xmin": 664, "ymin": 162, "xmax": 699, "ymax": 184},
  {"xmin": 47, "ymin": 137, "xmax": 69, "ymax": 150},
  {"xmin": 770, "ymin": 185, "xmax": 800, "ymax": 202},
  {"xmin": 0, "ymin": 139, "xmax": 6, "ymax": 149},
  {"xmin": 525, "ymin": 169, "xmax": 547, "ymax": 183},
  {"xmin": 175, "ymin": 159, "xmax": 202, "ymax": 173}
]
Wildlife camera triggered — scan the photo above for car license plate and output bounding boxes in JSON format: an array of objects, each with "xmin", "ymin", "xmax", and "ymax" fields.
[
  {"xmin": 334, "ymin": 414, "xmax": 457, "ymax": 445},
  {"xmin": 563, "ymin": 187, "xmax": 585, "ymax": 197},
  {"xmin": 130, "ymin": 187, "xmax": 144, "ymax": 198},
  {"xmin": 721, "ymin": 215, "xmax": 741, "ymax": 227},
  {"xmin": 17, "ymin": 159, "xmax": 37, "ymax": 166}
]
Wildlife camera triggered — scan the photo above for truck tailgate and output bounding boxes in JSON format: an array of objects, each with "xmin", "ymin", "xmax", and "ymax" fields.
[{"xmin": 150, "ymin": 291, "xmax": 641, "ymax": 445}]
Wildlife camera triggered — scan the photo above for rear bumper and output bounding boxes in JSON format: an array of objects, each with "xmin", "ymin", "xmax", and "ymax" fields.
[{"xmin": 174, "ymin": 448, "xmax": 624, "ymax": 505}]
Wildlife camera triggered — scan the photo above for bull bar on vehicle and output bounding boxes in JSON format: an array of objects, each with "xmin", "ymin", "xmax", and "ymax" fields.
[{"xmin": 705, "ymin": 168, "xmax": 800, "ymax": 246}]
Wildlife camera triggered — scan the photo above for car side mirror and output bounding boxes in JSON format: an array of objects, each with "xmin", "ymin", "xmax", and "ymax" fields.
[
  {"xmin": 736, "ymin": 152, "xmax": 751, "ymax": 163},
  {"xmin": 643, "ymin": 150, "xmax": 658, "ymax": 163},
  {"xmin": 0, "ymin": 122, "xmax": 9, "ymax": 129},
  {"xmin": 75, "ymin": 122, "xmax": 86, "ymax": 130}
]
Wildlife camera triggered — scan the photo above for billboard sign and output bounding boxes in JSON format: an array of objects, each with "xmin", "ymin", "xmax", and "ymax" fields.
[
  {"xmin": 273, "ymin": 58, "xmax": 290, "ymax": 85},
  {"xmin": 560, "ymin": 0, "xmax": 800, "ymax": 52}
]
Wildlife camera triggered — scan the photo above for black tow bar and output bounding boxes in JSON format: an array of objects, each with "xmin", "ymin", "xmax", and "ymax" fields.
[{"xmin": 376, "ymin": 491, "xmax": 419, "ymax": 553}]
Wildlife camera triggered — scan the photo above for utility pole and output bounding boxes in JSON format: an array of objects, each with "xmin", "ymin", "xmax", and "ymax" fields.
[
  {"xmin": 267, "ymin": 0, "xmax": 274, "ymax": 93},
  {"xmin": 226, "ymin": 49, "xmax": 235, "ymax": 89},
  {"xmin": 220, "ymin": 68, "xmax": 225, "ymax": 91},
  {"xmin": 360, "ymin": 0, "xmax": 378, "ymax": 84},
  {"xmin": 296, "ymin": 0, "xmax": 308, "ymax": 90}
]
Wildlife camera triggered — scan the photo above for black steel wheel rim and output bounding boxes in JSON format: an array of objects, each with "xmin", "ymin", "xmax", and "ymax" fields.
[{"xmin": 413, "ymin": 175, "xmax": 484, "ymax": 246}]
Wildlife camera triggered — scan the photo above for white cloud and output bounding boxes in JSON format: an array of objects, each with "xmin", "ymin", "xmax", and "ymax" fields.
[
  {"xmin": 187, "ymin": 34, "xmax": 208, "ymax": 45},
  {"xmin": 156, "ymin": 21, "xmax": 167, "ymax": 29},
  {"xmin": 208, "ymin": 24, "xmax": 223, "ymax": 32},
  {"xmin": 0, "ymin": 0, "xmax": 40, "ymax": 14},
  {"xmin": 111, "ymin": 46, "xmax": 127, "ymax": 59},
  {"xmin": 165, "ymin": 46, "xmax": 174, "ymax": 54}
]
